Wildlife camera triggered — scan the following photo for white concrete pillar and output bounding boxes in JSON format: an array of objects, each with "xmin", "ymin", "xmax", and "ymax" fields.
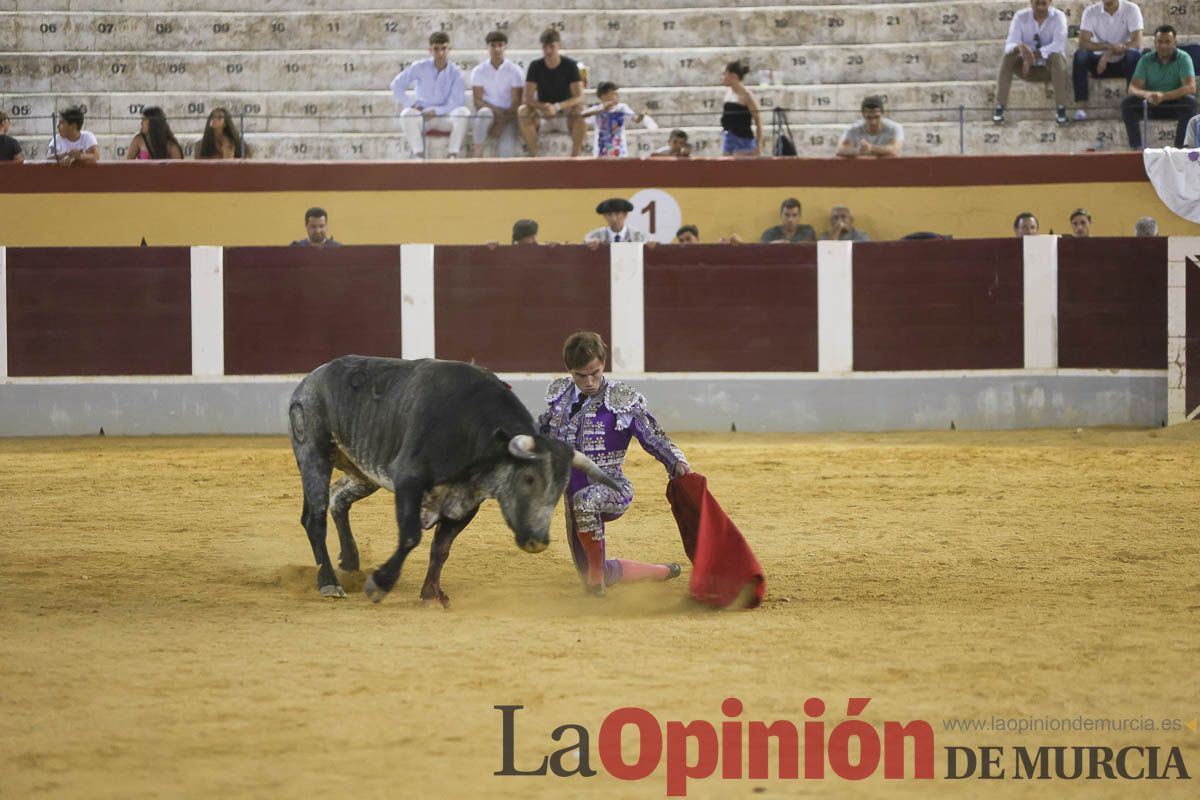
[
  {"xmin": 1023, "ymin": 234, "xmax": 1058, "ymax": 369},
  {"xmin": 1167, "ymin": 237, "xmax": 1199, "ymax": 424},
  {"xmin": 818, "ymin": 240, "xmax": 854, "ymax": 373},
  {"xmin": 610, "ymin": 242, "xmax": 645, "ymax": 373},
  {"xmin": 400, "ymin": 243, "xmax": 436, "ymax": 359},
  {"xmin": 189, "ymin": 246, "xmax": 224, "ymax": 376}
]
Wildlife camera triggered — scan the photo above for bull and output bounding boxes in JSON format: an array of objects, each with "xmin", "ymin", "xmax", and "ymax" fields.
[{"xmin": 288, "ymin": 355, "xmax": 616, "ymax": 606}]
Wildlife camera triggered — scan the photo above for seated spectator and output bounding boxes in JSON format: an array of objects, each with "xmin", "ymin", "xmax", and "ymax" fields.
[
  {"xmin": 819, "ymin": 206, "xmax": 871, "ymax": 241},
  {"xmin": 835, "ymin": 97, "xmax": 903, "ymax": 158},
  {"xmin": 902, "ymin": 231, "xmax": 953, "ymax": 240},
  {"xmin": 585, "ymin": 198, "xmax": 646, "ymax": 246},
  {"xmin": 512, "ymin": 219, "xmax": 540, "ymax": 244},
  {"xmin": 126, "ymin": 106, "xmax": 183, "ymax": 160},
  {"xmin": 582, "ymin": 82, "xmax": 644, "ymax": 158},
  {"xmin": 760, "ymin": 197, "xmax": 815, "ymax": 243},
  {"xmin": 470, "ymin": 31, "xmax": 525, "ymax": 159},
  {"xmin": 519, "ymin": 29, "xmax": 586, "ymax": 157},
  {"xmin": 0, "ymin": 111, "xmax": 23, "ymax": 163},
  {"xmin": 1120, "ymin": 25, "xmax": 1196, "ymax": 148},
  {"xmin": 196, "ymin": 107, "xmax": 248, "ymax": 159},
  {"xmin": 290, "ymin": 207, "xmax": 342, "ymax": 248},
  {"xmin": 46, "ymin": 105, "xmax": 99, "ymax": 166},
  {"xmin": 650, "ymin": 129, "xmax": 691, "ymax": 158},
  {"xmin": 1069, "ymin": 208, "xmax": 1092, "ymax": 237},
  {"xmin": 1014, "ymin": 211, "xmax": 1040, "ymax": 235},
  {"xmin": 720, "ymin": 60, "xmax": 762, "ymax": 157},
  {"xmin": 993, "ymin": 0, "xmax": 1070, "ymax": 126},
  {"xmin": 1134, "ymin": 216, "xmax": 1158, "ymax": 236},
  {"xmin": 391, "ymin": 32, "xmax": 471, "ymax": 159},
  {"xmin": 1073, "ymin": 0, "xmax": 1144, "ymax": 120}
]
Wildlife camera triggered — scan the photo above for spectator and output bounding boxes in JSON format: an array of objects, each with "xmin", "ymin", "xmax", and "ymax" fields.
[
  {"xmin": 0, "ymin": 111, "xmax": 23, "ymax": 163},
  {"xmin": 819, "ymin": 206, "xmax": 871, "ymax": 241},
  {"xmin": 290, "ymin": 207, "xmax": 342, "ymax": 248},
  {"xmin": 196, "ymin": 107, "xmax": 248, "ymax": 159},
  {"xmin": 720, "ymin": 60, "xmax": 762, "ymax": 157},
  {"xmin": 518, "ymin": 29, "xmax": 586, "ymax": 157},
  {"xmin": 512, "ymin": 218, "xmax": 540, "ymax": 244},
  {"xmin": 650, "ymin": 129, "xmax": 691, "ymax": 158},
  {"xmin": 675, "ymin": 225, "xmax": 700, "ymax": 244},
  {"xmin": 993, "ymin": 0, "xmax": 1070, "ymax": 126},
  {"xmin": 126, "ymin": 106, "xmax": 183, "ymax": 160},
  {"xmin": 1073, "ymin": 0, "xmax": 1144, "ymax": 120},
  {"xmin": 760, "ymin": 198, "xmax": 816, "ymax": 243},
  {"xmin": 582, "ymin": 82, "xmax": 644, "ymax": 158},
  {"xmin": 1121, "ymin": 25, "xmax": 1197, "ymax": 149},
  {"xmin": 1014, "ymin": 211, "xmax": 1039, "ymax": 236},
  {"xmin": 390, "ymin": 32, "xmax": 471, "ymax": 159},
  {"xmin": 1069, "ymin": 208, "xmax": 1092, "ymax": 237},
  {"xmin": 46, "ymin": 105, "xmax": 99, "ymax": 166},
  {"xmin": 584, "ymin": 197, "xmax": 646, "ymax": 246},
  {"xmin": 470, "ymin": 30, "xmax": 525, "ymax": 158},
  {"xmin": 835, "ymin": 96, "xmax": 903, "ymax": 158},
  {"xmin": 1134, "ymin": 216, "xmax": 1158, "ymax": 236}
]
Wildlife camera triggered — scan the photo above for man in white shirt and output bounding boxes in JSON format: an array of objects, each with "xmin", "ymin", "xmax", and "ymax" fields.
[
  {"xmin": 469, "ymin": 30, "xmax": 525, "ymax": 158},
  {"xmin": 993, "ymin": 0, "xmax": 1071, "ymax": 126},
  {"xmin": 584, "ymin": 198, "xmax": 646, "ymax": 246},
  {"xmin": 46, "ymin": 106, "xmax": 99, "ymax": 166},
  {"xmin": 389, "ymin": 31, "xmax": 471, "ymax": 159},
  {"xmin": 1073, "ymin": 0, "xmax": 1144, "ymax": 119}
]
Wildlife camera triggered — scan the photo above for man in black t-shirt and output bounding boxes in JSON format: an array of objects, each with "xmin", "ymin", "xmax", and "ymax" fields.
[
  {"xmin": 0, "ymin": 111, "xmax": 25, "ymax": 163},
  {"xmin": 518, "ymin": 28, "xmax": 585, "ymax": 157}
]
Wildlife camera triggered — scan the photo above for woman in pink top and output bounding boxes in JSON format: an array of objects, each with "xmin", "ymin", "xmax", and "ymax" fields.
[{"xmin": 125, "ymin": 107, "xmax": 184, "ymax": 160}]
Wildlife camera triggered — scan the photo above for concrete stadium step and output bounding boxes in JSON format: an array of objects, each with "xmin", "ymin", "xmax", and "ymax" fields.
[
  {"xmin": 0, "ymin": 0, "xmax": 996, "ymax": 11},
  {"xmin": 2, "ymin": 42, "xmax": 1040, "ymax": 94},
  {"xmin": 10, "ymin": 116, "xmax": 1159, "ymax": 163},
  {"xmin": 0, "ymin": 5, "xmax": 1029, "ymax": 51},
  {"xmin": 4, "ymin": 2, "xmax": 1198, "ymax": 49},
  {"xmin": 0, "ymin": 76, "xmax": 1137, "ymax": 137}
]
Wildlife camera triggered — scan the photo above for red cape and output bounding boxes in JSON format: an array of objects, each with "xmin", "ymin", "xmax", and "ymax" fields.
[{"xmin": 666, "ymin": 472, "xmax": 766, "ymax": 609}]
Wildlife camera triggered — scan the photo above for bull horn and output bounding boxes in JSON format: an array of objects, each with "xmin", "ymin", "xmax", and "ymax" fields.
[
  {"xmin": 508, "ymin": 435, "xmax": 539, "ymax": 461},
  {"xmin": 572, "ymin": 450, "xmax": 620, "ymax": 491}
]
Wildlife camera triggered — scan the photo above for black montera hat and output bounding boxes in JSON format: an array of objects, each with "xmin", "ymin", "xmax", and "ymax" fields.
[
  {"xmin": 596, "ymin": 198, "xmax": 634, "ymax": 214},
  {"xmin": 511, "ymin": 219, "xmax": 539, "ymax": 242}
]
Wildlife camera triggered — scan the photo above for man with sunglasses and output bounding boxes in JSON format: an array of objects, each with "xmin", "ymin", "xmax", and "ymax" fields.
[{"xmin": 993, "ymin": 0, "xmax": 1071, "ymax": 126}]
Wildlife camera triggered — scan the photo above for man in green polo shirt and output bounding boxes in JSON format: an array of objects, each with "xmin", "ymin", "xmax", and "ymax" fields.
[{"xmin": 1120, "ymin": 24, "xmax": 1196, "ymax": 148}]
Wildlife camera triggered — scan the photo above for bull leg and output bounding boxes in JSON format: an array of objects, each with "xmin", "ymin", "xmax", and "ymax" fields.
[
  {"xmin": 419, "ymin": 505, "xmax": 480, "ymax": 609},
  {"xmin": 364, "ymin": 475, "xmax": 425, "ymax": 603},
  {"xmin": 295, "ymin": 449, "xmax": 344, "ymax": 598},
  {"xmin": 329, "ymin": 475, "xmax": 378, "ymax": 572}
]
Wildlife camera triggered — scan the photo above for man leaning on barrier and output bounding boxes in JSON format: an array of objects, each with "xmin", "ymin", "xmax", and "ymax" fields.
[{"xmin": 1120, "ymin": 24, "xmax": 1196, "ymax": 149}]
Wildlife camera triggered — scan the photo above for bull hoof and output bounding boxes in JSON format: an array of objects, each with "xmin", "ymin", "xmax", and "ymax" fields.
[
  {"xmin": 363, "ymin": 574, "xmax": 389, "ymax": 604},
  {"xmin": 421, "ymin": 591, "xmax": 451, "ymax": 609},
  {"xmin": 319, "ymin": 584, "xmax": 347, "ymax": 599}
]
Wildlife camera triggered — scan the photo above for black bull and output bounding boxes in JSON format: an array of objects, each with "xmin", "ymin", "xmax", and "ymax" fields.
[{"xmin": 288, "ymin": 356, "xmax": 616, "ymax": 606}]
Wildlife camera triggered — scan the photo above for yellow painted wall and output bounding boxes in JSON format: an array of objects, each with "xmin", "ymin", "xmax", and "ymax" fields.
[{"xmin": 2, "ymin": 182, "xmax": 1198, "ymax": 246}]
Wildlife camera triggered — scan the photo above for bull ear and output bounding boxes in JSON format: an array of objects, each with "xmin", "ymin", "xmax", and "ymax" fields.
[{"xmin": 508, "ymin": 434, "xmax": 540, "ymax": 461}]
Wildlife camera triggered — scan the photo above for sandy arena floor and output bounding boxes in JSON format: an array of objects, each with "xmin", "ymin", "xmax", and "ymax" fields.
[{"xmin": 1, "ymin": 428, "xmax": 1197, "ymax": 798}]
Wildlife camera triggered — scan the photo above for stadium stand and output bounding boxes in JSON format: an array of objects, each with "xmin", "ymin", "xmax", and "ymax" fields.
[{"xmin": 2, "ymin": 0, "xmax": 1198, "ymax": 160}]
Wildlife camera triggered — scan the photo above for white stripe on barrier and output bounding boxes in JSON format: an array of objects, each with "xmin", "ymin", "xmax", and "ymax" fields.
[
  {"xmin": 610, "ymin": 242, "xmax": 645, "ymax": 373},
  {"xmin": 1023, "ymin": 234, "xmax": 1058, "ymax": 370},
  {"xmin": 190, "ymin": 246, "xmax": 224, "ymax": 377},
  {"xmin": 818, "ymin": 240, "xmax": 854, "ymax": 373},
  {"xmin": 400, "ymin": 243, "xmax": 436, "ymax": 359}
]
